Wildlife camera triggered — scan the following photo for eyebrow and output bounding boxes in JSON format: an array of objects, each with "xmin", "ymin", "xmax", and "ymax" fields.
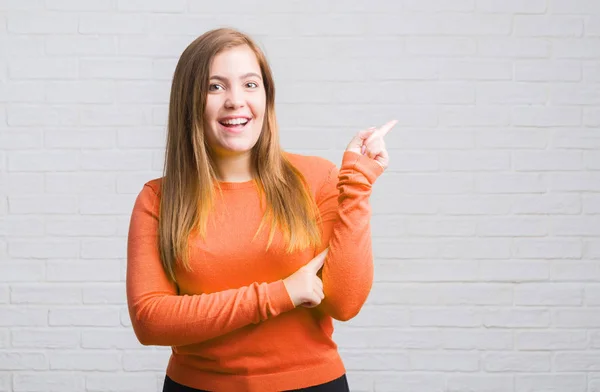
[{"xmin": 209, "ymin": 72, "xmax": 262, "ymax": 82}]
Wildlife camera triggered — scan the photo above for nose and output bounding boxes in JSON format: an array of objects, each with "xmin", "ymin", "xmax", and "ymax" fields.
[{"xmin": 224, "ymin": 86, "xmax": 245, "ymax": 109}]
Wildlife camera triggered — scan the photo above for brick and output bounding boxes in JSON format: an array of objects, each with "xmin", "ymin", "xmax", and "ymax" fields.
[
  {"xmin": 549, "ymin": 173, "xmax": 600, "ymax": 192},
  {"xmin": 11, "ymin": 285, "xmax": 82, "ymax": 304},
  {"xmin": 8, "ymin": 239, "xmax": 79, "ymax": 258},
  {"xmin": 482, "ymin": 308, "xmax": 550, "ymax": 327},
  {"xmin": 81, "ymin": 328, "xmax": 142, "ymax": 349},
  {"xmin": 448, "ymin": 375, "xmax": 513, "ymax": 392},
  {"xmin": 440, "ymin": 106, "xmax": 510, "ymax": 127},
  {"xmin": 122, "ymin": 350, "xmax": 170, "ymax": 371},
  {"xmin": 514, "ymin": 283, "xmax": 583, "ymax": 306},
  {"xmin": 478, "ymin": 38, "xmax": 550, "ymax": 58},
  {"xmin": 44, "ymin": 129, "xmax": 115, "ymax": 149},
  {"xmin": 46, "ymin": 35, "xmax": 116, "ymax": 55},
  {"xmin": 376, "ymin": 260, "xmax": 479, "ymax": 282},
  {"xmin": 9, "ymin": 58, "xmax": 77, "ymax": 79},
  {"xmin": 118, "ymin": 36, "xmax": 195, "ymax": 57},
  {"xmin": 480, "ymin": 260, "xmax": 549, "ymax": 282},
  {"xmin": 79, "ymin": 13, "xmax": 147, "ymax": 34},
  {"xmin": 516, "ymin": 374, "xmax": 586, "ymax": 392},
  {"xmin": 553, "ymin": 129, "xmax": 600, "ymax": 149},
  {"xmin": 49, "ymin": 351, "xmax": 120, "ymax": 371},
  {"xmin": 45, "ymin": 173, "xmax": 115, "ymax": 194},
  {"xmin": 410, "ymin": 351, "xmax": 479, "ymax": 371},
  {"xmin": 477, "ymin": 82, "xmax": 548, "ymax": 104},
  {"xmin": 2, "ymin": 172, "xmax": 44, "ymax": 194},
  {"xmin": 512, "ymin": 194, "xmax": 582, "ymax": 215},
  {"xmin": 7, "ymin": 12, "xmax": 77, "ymax": 33},
  {"xmin": 514, "ymin": 239, "xmax": 582, "ymax": 259},
  {"xmin": 513, "ymin": 151, "xmax": 583, "ymax": 171},
  {"xmin": 0, "ymin": 308, "xmax": 47, "ymax": 326},
  {"xmin": 554, "ymin": 38, "xmax": 600, "ymax": 58},
  {"xmin": 405, "ymin": 0, "xmax": 474, "ymax": 12},
  {"xmin": 335, "ymin": 328, "xmax": 441, "ymax": 349},
  {"xmin": 411, "ymin": 308, "xmax": 481, "ymax": 327},
  {"xmin": 477, "ymin": 217, "xmax": 547, "ymax": 236},
  {"xmin": 0, "ymin": 129, "xmax": 42, "ymax": 149},
  {"xmin": 46, "ymin": 216, "xmax": 117, "ymax": 236},
  {"xmin": 0, "ymin": 261, "xmax": 45, "ymax": 282},
  {"xmin": 584, "ymin": 61, "xmax": 600, "ymax": 81},
  {"xmin": 584, "ymin": 241, "xmax": 600, "ymax": 259},
  {"xmin": 80, "ymin": 58, "xmax": 152, "ymax": 79},
  {"xmin": 477, "ymin": 0, "xmax": 546, "ymax": 13},
  {"xmin": 81, "ymin": 238, "xmax": 126, "ymax": 259},
  {"xmin": 82, "ymin": 285, "xmax": 124, "ymax": 306},
  {"xmin": 477, "ymin": 129, "xmax": 547, "ymax": 149},
  {"xmin": 117, "ymin": 0, "xmax": 185, "ymax": 12},
  {"xmin": 45, "ymin": 81, "xmax": 114, "ymax": 103},
  {"xmin": 12, "ymin": 329, "xmax": 80, "ymax": 349},
  {"xmin": 13, "ymin": 372, "xmax": 84, "ymax": 392},
  {"xmin": 585, "ymin": 108, "xmax": 600, "ymax": 125},
  {"xmin": 49, "ymin": 308, "xmax": 120, "ymax": 327},
  {"xmin": 440, "ymin": 60, "xmax": 512, "ymax": 80},
  {"xmin": 8, "ymin": 150, "xmax": 79, "ymax": 171},
  {"xmin": 7, "ymin": 105, "xmax": 78, "ymax": 126},
  {"xmin": 46, "ymin": 0, "xmax": 114, "ymax": 11},
  {"xmin": 47, "ymin": 260, "xmax": 121, "ymax": 282},
  {"xmin": 515, "ymin": 60, "xmax": 581, "ymax": 81},
  {"xmin": 0, "ymin": 351, "xmax": 47, "ymax": 370},
  {"xmin": 516, "ymin": 330, "xmax": 587, "ymax": 350},
  {"xmin": 512, "ymin": 106, "xmax": 581, "ymax": 126},
  {"xmin": 551, "ymin": 261, "xmax": 600, "ymax": 281},
  {"xmin": 555, "ymin": 352, "xmax": 600, "ymax": 371},
  {"xmin": 406, "ymin": 37, "xmax": 476, "ymax": 56},
  {"xmin": 0, "ymin": 81, "xmax": 45, "ymax": 102},
  {"xmin": 551, "ymin": 83, "xmax": 600, "ymax": 104},
  {"xmin": 476, "ymin": 173, "xmax": 545, "ymax": 193},
  {"xmin": 9, "ymin": 195, "xmax": 78, "ymax": 214},
  {"xmin": 515, "ymin": 16, "xmax": 583, "ymax": 37},
  {"xmin": 553, "ymin": 309, "xmax": 600, "ymax": 327},
  {"xmin": 368, "ymin": 13, "xmax": 511, "ymax": 35},
  {"xmin": 550, "ymin": 0, "xmax": 600, "ymax": 14},
  {"xmin": 483, "ymin": 352, "xmax": 551, "ymax": 372},
  {"xmin": 442, "ymin": 329, "xmax": 513, "ymax": 350},
  {"xmin": 85, "ymin": 373, "xmax": 158, "ymax": 392}
]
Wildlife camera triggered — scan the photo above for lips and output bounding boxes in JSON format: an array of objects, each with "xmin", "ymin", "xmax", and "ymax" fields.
[{"xmin": 218, "ymin": 118, "xmax": 251, "ymax": 133}]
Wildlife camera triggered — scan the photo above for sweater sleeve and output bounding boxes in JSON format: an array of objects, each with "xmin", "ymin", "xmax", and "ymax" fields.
[
  {"xmin": 314, "ymin": 150, "xmax": 384, "ymax": 321},
  {"xmin": 126, "ymin": 184, "xmax": 297, "ymax": 347}
]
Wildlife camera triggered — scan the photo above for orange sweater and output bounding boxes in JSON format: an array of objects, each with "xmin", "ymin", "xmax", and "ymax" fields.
[{"xmin": 126, "ymin": 150, "xmax": 383, "ymax": 391}]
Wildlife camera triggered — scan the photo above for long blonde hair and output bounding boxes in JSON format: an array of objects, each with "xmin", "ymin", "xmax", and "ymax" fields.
[{"xmin": 159, "ymin": 27, "xmax": 323, "ymax": 283}]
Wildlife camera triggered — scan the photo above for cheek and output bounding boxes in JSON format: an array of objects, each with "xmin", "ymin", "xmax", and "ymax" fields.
[{"xmin": 203, "ymin": 99, "xmax": 220, "ymax": 121}]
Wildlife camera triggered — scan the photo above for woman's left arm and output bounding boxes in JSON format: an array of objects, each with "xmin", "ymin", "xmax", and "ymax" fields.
[{"xmin": 312, "ymin": 120, "xmax": 397, "ymax": 321}]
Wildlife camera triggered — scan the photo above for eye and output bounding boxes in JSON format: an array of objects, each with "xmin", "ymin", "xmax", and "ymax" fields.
[
  {"xmin": 246, "ymin": 82, "xmax": 259, "ymax": 88},
  {"xmin": 208, "ymin": 84, "xmax": 223, "ymax": 91}
]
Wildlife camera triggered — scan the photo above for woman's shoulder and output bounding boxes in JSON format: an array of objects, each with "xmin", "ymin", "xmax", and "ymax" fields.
[
  {"xmin": 283, "ymin": 151, "xmax": 337, "ymax": 180},
  {"xmin": 141, "ymin": 177, "xmax": 163, "ymax": 197}
]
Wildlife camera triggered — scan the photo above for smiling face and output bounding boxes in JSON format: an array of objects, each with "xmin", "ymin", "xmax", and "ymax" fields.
[{"xmin": 203, "ymin": 45, "xmax": 266, "ymax": 159}]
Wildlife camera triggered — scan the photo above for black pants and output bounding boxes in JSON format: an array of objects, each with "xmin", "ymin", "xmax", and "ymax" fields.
[{"xmin": 163, "ymin": 374, "xmax": 350, "ymax": 392}]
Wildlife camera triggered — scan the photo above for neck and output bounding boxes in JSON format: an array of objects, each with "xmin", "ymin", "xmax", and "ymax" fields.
[{"xmin": 212, "ymin": 151, "xmax": 254, "ymax": 182}]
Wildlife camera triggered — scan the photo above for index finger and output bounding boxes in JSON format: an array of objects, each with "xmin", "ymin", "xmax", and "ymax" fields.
[
  {"xmin": 377, "ymin": 119, "xmax": 398, "ymax": 137},
  {"xmin": 365, "ymin": 119, "xmax": 398, "ymax": 145}
]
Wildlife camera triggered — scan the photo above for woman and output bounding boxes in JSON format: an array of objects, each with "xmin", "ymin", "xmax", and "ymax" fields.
[{"xmin": 126, "ymin": 27, "xmax": 396, "ymax": 392}]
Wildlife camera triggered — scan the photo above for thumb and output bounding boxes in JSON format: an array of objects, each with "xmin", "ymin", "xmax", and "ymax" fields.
[
  {"xmin": 347, "ymin": 127, "xmax": 376, "ymax": 150},
  {"xmin": 306, "ymin": 248, "xmax": 329, "ymax": 273}
]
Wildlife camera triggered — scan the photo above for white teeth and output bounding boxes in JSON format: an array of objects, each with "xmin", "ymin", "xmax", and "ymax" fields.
[{"xmin": 221, "ymin": 118, "xmax": 249, "ymax": 125}]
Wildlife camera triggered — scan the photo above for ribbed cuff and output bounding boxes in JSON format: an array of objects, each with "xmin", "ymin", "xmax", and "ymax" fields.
[
  {"xmin": 267, "ymin": 280, "xmax": 297, "ymax": 315},
  {"xmin": 341, "ymin": 150, "xmax": 385, "ymax": 185}
]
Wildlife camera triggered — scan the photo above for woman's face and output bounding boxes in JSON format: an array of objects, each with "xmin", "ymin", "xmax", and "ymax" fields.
[{"xmin": 203, "ymin": 45, "xmax": 267, "ymax": 158}]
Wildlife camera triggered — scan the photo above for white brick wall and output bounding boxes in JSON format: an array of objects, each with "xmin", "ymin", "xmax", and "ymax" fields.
[{"xmin": 0, "ymin": 0, "xmax": 599, "ymax": 391}]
